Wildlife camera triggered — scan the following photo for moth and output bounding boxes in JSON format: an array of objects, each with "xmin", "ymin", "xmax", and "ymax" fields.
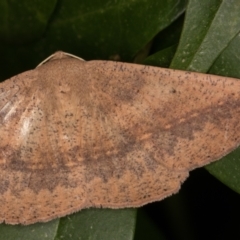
[{"xmin": 0, "ymin": 51, "xmax": 240, "ymax": 225}]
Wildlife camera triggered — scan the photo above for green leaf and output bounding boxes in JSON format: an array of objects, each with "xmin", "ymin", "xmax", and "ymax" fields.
[
  {"xmin": 143, "ymin": 15, "xmax": 184, "ymax": 67},
  {"xmin": 171, "ymin": 0, "xmax": 240, "ymax": 72},
  {"xmin": 55, "ymin": 209, "xmax": 136, "ymax": 240},
  {"xmin": 0, "ymin": 209, "xmax": 136, "ymax": 240},
  {"xmin": 0, "ymin": 0, "xmax": 186, "ymax": 81},
  {"xmin": 143, "ymin": 45, "xmax": 177, "ymax": 68},
  {"xmin": 207, "ymin": 150, "xmax": 240, "ymax": 195},
  {"xmin": 0, "ymin": 219, "xmax": 59, "ymax": 240},
  {"xmin": 209, "ymin": 33, "xmax": 240, "ymax": 78},
  {"xmin": 0, "ymin": 0, "xmax": 57, "ymax": 44},
  {"xmin": 206, "ymin": 33, "xmax": 240, "ymax": 193},
  {"xmin": 40, "ymin": 0, "xmax": 187, "ymax": 61}
]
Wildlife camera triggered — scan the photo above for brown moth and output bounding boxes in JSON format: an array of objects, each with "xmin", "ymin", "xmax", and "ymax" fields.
[{"xmin": 0, "ymin": 51, "xmax": 240, "ymax": 225}]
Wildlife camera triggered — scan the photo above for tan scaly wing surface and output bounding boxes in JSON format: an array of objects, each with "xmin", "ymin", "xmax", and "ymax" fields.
[{"xmin": 0, "ymin": 52, "xmax": 240, "ymax": 224}]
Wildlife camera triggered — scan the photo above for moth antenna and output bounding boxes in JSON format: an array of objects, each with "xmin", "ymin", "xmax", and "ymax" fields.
[{"xmin": 37, "ymin": 51, "xmax": 85, "ymax": 67}]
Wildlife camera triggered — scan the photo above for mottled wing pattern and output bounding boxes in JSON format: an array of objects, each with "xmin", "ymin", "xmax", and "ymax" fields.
[
  {"xmin": 0, "ymin": 53, "xmax": 240, "ymax": 224},
  {"xmin": 0, "ymin": 57, "xmax": 187, "ymax": 224},
  {"xmin": 88, "ymin": 61, "xmax": 240, "ymax": 170}
]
